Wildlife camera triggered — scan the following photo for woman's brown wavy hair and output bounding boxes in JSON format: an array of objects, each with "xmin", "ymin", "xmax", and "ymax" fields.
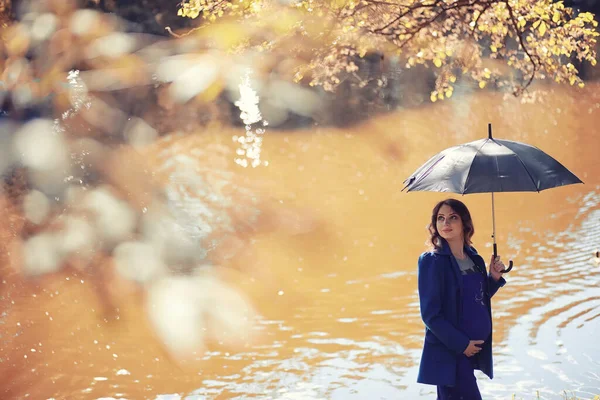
[{"xmin": 428, "ymin": 198, "xmax": 475, "ymax": 250}]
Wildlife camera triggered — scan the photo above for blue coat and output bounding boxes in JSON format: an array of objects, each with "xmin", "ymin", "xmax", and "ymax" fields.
[{"xmin": 417, "ymin": 240, "xmax": 506, "ymax": 386}]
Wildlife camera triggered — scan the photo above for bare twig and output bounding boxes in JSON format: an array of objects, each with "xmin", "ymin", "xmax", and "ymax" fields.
[
  {"xmin": 165, "ymin": 25, "xmax": 204, "ymax": 38},
  {"xmin": 372, "ymin": 0, "xmax": 443, "ymax": 33},
  {"xmin": 504, "ymin": 0, "xmax": 539, "ymax": 93},
  {"xmin": 369, "ymin": 0, "xmax": 488, "ymax": 51},
  {"xmin": 471, "ymin": 2, "xmax": 493, "ymax": 32}
]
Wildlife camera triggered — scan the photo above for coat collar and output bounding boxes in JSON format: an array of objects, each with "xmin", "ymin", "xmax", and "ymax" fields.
[
  {"xmin": 432, "ymin": 238, "xmax": 478, "ymax": 257},
  {"xmin": 434, "ymin": 238, "xmax": 486, "ymax": 277}
]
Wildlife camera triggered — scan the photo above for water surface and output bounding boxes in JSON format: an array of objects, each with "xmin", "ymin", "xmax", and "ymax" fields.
[{"xmin": 1, "ymin": 85, "xmax": 600, "ymax": 400}]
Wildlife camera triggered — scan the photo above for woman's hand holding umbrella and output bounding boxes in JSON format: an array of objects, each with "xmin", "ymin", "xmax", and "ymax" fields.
[{"xmin": 489, "ymin": 255, "xmax": 506, "ymax": 282}]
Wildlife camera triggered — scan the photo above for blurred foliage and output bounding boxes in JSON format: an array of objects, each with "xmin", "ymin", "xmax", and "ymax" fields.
[
  {"xmin": 0, "ymin": 0, "xmax": 267, "ymax": 357},
  {"xmin": 2, "ymin": 0, "xmax": 599, "ymax": 129},
  {"xmin": 177, "ymin": 0, "xmax": 599, "ymax": 99},
  {"xmin": 0, "ymin": 0, "xmax": 599, "ymax": 367},
  {"xmin": 79, "ymin": 0, "xmax": 194, "ymax": 35},
  {"xmin": 0, "ymin": 0, "xmax": 12, "ymax": 27}
]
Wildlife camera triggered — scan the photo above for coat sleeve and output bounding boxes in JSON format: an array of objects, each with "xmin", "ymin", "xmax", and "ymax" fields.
[
  {"xmin": 418, "ymin": 252, "xmax": 470, "ymax": 356},
  {"xmin": 488, "ymin": 275, "xmax": 506, "ymax": 298}
]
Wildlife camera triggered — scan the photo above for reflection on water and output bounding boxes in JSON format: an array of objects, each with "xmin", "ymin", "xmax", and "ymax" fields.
[
  {"xmin": 2, "ymin": 85, "xmax": 600, "ymax": 399},
  {"xmin": 482, "ymin": 191, "xmax": 600, "ymax": 400}
]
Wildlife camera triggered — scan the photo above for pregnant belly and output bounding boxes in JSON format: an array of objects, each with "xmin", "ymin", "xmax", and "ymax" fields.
[{"xmin": 460, "ymin": 308, "xmax": 492, "ymax": 340}]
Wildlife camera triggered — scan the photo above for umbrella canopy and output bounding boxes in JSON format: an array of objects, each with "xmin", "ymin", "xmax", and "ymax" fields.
[
  {"xmin": 403, "ymin": 124, "xmax": 584, "ymax": 273},
  {"xmin": 403, "ymin": 135, "xmax": 582, "ymax": 194}
]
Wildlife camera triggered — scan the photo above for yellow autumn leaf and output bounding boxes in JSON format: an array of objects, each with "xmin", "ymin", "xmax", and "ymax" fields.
[
  {"xmin": 552, "ymin": 11, "xmax": 560, "ymax": 23},
  {"xmin": 479, "ymin": 81, "xmax": 487, "ymax": 89},
  {"xmin": 330, "ymin": 0, "xmax": 348, "ymax": 9},
  {"xmin": 202, "ymin": 22, "xmax": 247, "ymax": 49},
  {"xmin": 490, "ymin": 45, "xmax": 497, "ymax": 52},
  {"xmin": 539, "ymin": 21, "xmax": 547, "ymax": 36},
  {"xmin": 197, "ymin": 79, "xmax": 224, "ymax": 102},
  {"xmin": 433, "ymin": 58, "xmax": 442, "ymax": 68},
  {"xmin": 430, "ymin": 92, "xmax": 437, "ymax": 102},
  {"xmin": 271, "ymin": 12, "xmax": 302, "ymax": 33}
]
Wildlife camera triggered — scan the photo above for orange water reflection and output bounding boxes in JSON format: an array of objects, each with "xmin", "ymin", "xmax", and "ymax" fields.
[{"xmin": 1, "ymin": 84, "xmax": 600, "ymax": 399}]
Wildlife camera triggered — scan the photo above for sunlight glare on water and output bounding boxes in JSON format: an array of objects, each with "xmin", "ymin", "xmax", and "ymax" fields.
[{"xmin": 233, "ymin": 69, "xmax": 269, "ymax": 169}]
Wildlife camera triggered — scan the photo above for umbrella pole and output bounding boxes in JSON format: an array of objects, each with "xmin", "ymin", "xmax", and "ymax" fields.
[
  {"xmin": 491, "ymin": 192, "xmax": 497, "ymax": 258},
  {"xmin": 491, "ymin": 191, "xmax": 514, "ymax": 273}
]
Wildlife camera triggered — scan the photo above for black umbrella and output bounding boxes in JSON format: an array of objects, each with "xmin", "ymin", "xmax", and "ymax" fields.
[{"xmin": 403, "ymin": 123, "xmax": 583, "ymax": 273}]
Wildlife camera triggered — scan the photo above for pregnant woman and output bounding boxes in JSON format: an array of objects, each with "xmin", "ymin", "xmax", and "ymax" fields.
[{"xmin": 417, "ymin": 198, "xmax": 507, "ymax": 399}]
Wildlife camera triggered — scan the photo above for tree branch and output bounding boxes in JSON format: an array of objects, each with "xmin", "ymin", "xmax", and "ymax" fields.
[
  {"xmin": 372, "ymin": 0, "xmax": 492, "ymax": 38},
  {"xmin": 372, "ymin": 0, "xmax": 444, "ymax": 33},
  {"xmin": 369, "ymin": 0, "xmax": 489, "ymax": 52},
  {"xmin": 504, "ymin": 0, "xmax": 539, "ymax": 93},
  {"xmin": 471, "ymin": 2, "xmax": 492, "ymax": 32}
]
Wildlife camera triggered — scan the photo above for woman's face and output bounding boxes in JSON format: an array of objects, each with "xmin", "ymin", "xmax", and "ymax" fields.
[{"xmin": 436, "ymin": 204, "xmax": 464, "ymax": 243}]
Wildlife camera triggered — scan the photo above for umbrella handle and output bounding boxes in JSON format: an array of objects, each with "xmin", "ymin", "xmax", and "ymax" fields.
[
  {"xmin": 500, "ymin": 260, "xmax": 513, "ymax": 273},
  {"xmin": 493, "ymin": 243, "xmax": 513, "ymax": 273}
]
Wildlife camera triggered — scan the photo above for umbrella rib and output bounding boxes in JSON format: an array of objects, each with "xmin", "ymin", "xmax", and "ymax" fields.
[
  {"xmin": 509, "ymin": 146, "xmax": 540, "ymax": 192},
  {"xmin": 462, "ymin": 139, "xmax": 489, "ymax": 194}
]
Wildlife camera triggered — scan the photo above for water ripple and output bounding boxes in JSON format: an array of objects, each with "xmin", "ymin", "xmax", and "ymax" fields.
[{"xmin": 484, "ymin": 188, "xmax": 600, "ymax": 399}]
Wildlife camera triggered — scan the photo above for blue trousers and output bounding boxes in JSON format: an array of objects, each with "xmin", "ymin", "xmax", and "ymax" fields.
[{"xmin": 436, "ymin": 355, "xmax": 482, "ymax": 400}]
